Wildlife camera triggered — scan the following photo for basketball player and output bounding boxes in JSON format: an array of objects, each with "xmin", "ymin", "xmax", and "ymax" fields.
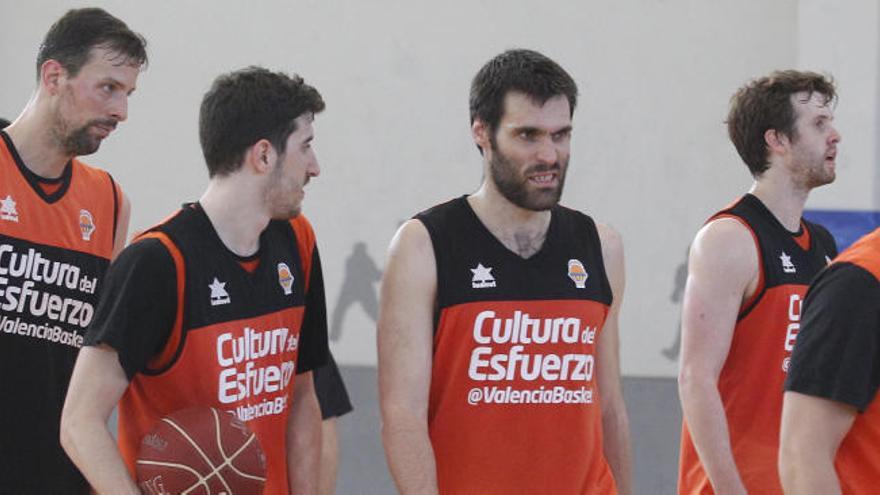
[
  {"xmin": 60, "ymin": 67, "xmax": 329, "ymax": 494},
  {"xmin": 0, "ymin": 9, "xmax": 145, "ymax": 492},
  {"xmin": 378, "ymin": 49, "xmax": 633, "ymax": 494},
  {"xmin": 779, "ymin": 227, "xmax": 880, "ymax": 494},
  {"xmin": 677, "ymin": 71, "xmax": 840, "ymax": 494}
]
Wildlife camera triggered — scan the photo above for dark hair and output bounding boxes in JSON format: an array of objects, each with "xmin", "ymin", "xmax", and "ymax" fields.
[
  {"xmin": 727, "ymin": 70, "xmax": 836, "ymax": 177},
  {"xmin": 199, "ymin": 67, "xmax": 326, "ymax": 177},
  {"xmin": 470, "ymin": 49, "xmax": 578, "ymax": 151},
  {"xmin": 37, "ymin": 8, "xmax": 147, "ymax": 80},
  {"xmin": 0, "ymin": 118, "xmax": 10, "ymax": 128}
]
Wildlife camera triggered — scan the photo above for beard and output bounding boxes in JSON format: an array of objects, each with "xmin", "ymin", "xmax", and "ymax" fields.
[
  {"xmin": 59, "ymin": 121, "xmax": 106, "ymax": 156},
  {"xmin": 489, "ymin": 145, "xmax": 568, "ymax": 211},
  {"xmin": 265, "ymin": 156, "xmax": 305, "ymax": 220}
]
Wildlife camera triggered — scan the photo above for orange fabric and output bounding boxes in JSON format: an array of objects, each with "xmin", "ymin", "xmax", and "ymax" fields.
[
  {"xmin": 118, "ymin": 307, "xmax": 304, "ymax": 494},
  {"xmin": 37, "ymin": 180, "xmax": 62, "ymax": 195},
  {"xmin": 678, "ymin": 287, "xmax": 802, "ymax": 494},
  {"xmin": 792, "ymin": 222, "xmax": 811, "ymax": 251},
  {"xmin": 827, "ymin": 228, "xmax": 880, "ymax": 494},
  {"xmin": 238, "ymin": 258, "xmax": 260, "ymax": 273},
  {"xmin": 834, "ymin": 227, "xmax": 880, "ymax": 280},
  {"xmin": 289, "ymin": 216, "xmax": 315, "ymax": 291},
  {"xmin": 429, "ymin": 299, "xmax": 616, "ymax": 494},
  {"xmin": 0, "ymin": 140, "xmax": 116, "ymax": 256}
]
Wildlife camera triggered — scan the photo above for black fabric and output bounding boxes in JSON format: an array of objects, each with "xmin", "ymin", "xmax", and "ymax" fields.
[
  {"xmin": 0, "ymin": 130, "xmax": 72, "ymax": 204},
  {"xmin": 84, "ymin": 204, "xmax": 328, "ymax": 377},
  {"xmin": 297, "ymin": 246, "xmax": 330, "ymax": 373},
  {"xmin": 415, "ymin": 196, "xmax": 612, "ymax": 310},
  {"xmin": 84, "ymin": 238, "xmax": 177, "ymax": 379},
  {"xmin": 314, "ymin": 352, "xmax": 353, "ymax": 419},
  {"xmin": 714, "ymin": 194, "xmax": 838, "ymax": 319},
  {"xmin": 785, "ymin": 262, "xmax": 880, "ymax": 411}
]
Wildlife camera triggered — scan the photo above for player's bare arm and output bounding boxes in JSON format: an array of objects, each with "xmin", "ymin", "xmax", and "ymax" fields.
[
  {"xmin": 779, "ymin": 392, "xmax": 855, "ymax": 495},
  {"xmin": 378, "ymin": 219, "xmax": 439, "ymax": 494},
  {"xmin": 678, "ymin": 217, "xmax": 759, "ymax": 495},
  {"xmin": 60, "ymin": 345, "xmax": 139, "ymax": 494},
  {"xmin": 595, "ymin": 222, "xmax": 633, "ymax": 495},
  {"xmin": 287, "ymin": 370, "xmax": 322, "ymax": 495},
  {"xmin": 111, "ymin": 190, "xmax": 131, "ymax": 260}
]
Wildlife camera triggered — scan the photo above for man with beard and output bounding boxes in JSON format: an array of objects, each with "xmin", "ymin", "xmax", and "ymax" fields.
[
  {"xmin": 0, "ymin": 8, "xmax": 146, "ymax": 493},
  {"xmin": 677, "ymin": 71, "xmax": 841, "ymax": 494},
  {"xmin": 60, "ymin": 67, "xmax": 329, "ymax": 494},
  {"xmin": 378, "ymin": 49, "xmax": 632, "ymax": 494}
]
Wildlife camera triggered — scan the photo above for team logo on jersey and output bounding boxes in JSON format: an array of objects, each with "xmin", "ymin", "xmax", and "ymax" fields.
[
  {"xmin": 78, "ymin": 209, "xmax": 96, "ymax": 241},
  {"xmin": 567, "ymin": 259, "xmax": 589, "ymax": 288},
  {"xmin": 209, "ymin": 277, "xmax": 231, "ymax": 306},
  {"xmin": 780, "ymin": 251, "xmax": 796, "ymax": 274},
  {"xmin": 1, "ymin": 195, "xmax": 19, "ymax": 222},
  {"xmin": 471, "ymin": 263, "xmax": 496, "ymax": 289},
  {"xmin": 277, "ymin": 262, "xmax": 294, "ymax": 295}
]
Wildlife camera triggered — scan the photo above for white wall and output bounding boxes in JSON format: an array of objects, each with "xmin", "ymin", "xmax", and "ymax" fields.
[{"xmin": 1, "ymin": 0, "xmax": 874, "ymax": 377}]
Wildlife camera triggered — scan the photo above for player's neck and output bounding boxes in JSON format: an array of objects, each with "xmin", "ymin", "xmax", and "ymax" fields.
[
  {"xmin": 4, "ymin": 105, "xmax": 73, "ymax": 179},
  {"xmin": 468, "ymin": 184, "xmax": 552, "ymax": 258},
  {"xmin": 749, "ymin": 176, "xmax": 810, "ymax": 232},
  {"xmin": 199, "ymin": 179, "xmax": 270, "ymax": 257}
]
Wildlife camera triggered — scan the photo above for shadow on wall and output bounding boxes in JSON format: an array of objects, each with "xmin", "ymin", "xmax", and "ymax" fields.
[{"xmin": 330, "ymin": 241, "xmax": 382, "ymax": 342}]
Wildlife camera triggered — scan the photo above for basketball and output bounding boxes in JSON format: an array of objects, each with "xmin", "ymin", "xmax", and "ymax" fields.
[{"xmin": 136, "ymin": 406, "xmax": 266, "ymax": 494}]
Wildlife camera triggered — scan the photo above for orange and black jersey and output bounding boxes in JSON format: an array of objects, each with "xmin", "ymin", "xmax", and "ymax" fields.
[
  {"xmin": 417, "ymin": 196, "xmax": 616, "ymax": 494},
  {"xmin": 0, "ymin": 130, "xmax": 122, "ymax": 493},
  {"xmin": 785, "ymin": 227, "xmax": 880, "ymax": 494},
  {"xmin": 85, "ymin": 203, "xmax": 329, "ymax": 494},
  {"xmin": 678, "ymin": 193, "xmax": 837, "ymax": 495}
]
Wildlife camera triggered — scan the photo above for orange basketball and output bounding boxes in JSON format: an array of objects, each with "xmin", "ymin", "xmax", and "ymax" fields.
[{"xmin": 136, "ymin": 406, "xmax": 266, "ymax": 494}]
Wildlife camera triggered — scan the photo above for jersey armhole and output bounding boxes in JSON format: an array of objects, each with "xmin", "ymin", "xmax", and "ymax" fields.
[
  {"xmin": 290, "ymin": 216, "xmax": 316, "ymax": 292},
  {"xmin": 710, "ymin": 213, "xmax": 765, "ymax": 320},
  {"xmin": 136, "ymin": 232, "xmax": 187, "ymax": 372}
]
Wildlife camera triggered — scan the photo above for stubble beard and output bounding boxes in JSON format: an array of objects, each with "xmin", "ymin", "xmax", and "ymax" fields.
[{"xmin": 488, "ymin": 145, "xmax": 567, "ymax": 211}]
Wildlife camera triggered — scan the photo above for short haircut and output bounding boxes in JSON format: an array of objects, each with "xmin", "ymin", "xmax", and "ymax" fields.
[
  {"xmin": 470, "ymin": 49, "xmax": 578, "ymax": 151},
  {"xmin": 36, "ymin": 7, "xmax": 147, "ymax": 80},
  {"xmin": 0, "ymin": 119, "xmax": 10, "ymax": 128},
  {"xmin": 199, "ymin": 67, "xmax": 326, "ymax": 177},
  {"xmin": 727, "ymin": 70, "xmax": 836, "ymax": 177}
]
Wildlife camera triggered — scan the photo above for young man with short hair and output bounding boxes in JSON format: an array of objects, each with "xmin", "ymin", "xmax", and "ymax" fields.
[
  {"xmin": 60, "ymin": 67, "xmax": 329, "ymax": 494},
  {"xmin": 379, "ymin": 49, "xmax": 632, "ymax": 494},
  {"xmin": 677, "ymin": 71, "xmax": 841, "ymax": 494}
]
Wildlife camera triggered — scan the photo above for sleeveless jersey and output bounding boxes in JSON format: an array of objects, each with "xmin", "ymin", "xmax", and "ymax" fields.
[
  {"xmin": 116, "ymin": 205, "xmax": 317, "ymax": 494},
  {"xmin": 678, "ymin": 194, "xmax": 837, "ymax": 494},
  {"xmin": 418, "ymin": 196, "xmax": 617, "ymax": 494},
  {"xmin": 0, "ymin": 130, "xmax": 120, "ymax": 492}
]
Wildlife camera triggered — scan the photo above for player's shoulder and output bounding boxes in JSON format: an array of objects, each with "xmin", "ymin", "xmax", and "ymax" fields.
[
  {"xmin": 392, "ymin": 218, "xmax": 433, "ymax": 255},
  {"xmin": 836, "ymin": 228, "xmax": 880, "ymax": 279},
  {"xmin": 114, "ymin": 235, "xmax": 177, "ymax": 274},
  {"xmin": 690, "ymin": 215, "xmax": 758, "ymax": 269}
]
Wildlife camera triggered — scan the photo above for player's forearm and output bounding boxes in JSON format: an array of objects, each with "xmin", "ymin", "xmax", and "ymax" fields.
[
  {"xmin": 601, "ymin": 403, "xmax": 633, "ymax": 495},
  {"xmin": 382, "ymin": 414, "xmax": 439, "ymax": 495},
  {"xmin": 678, "ymin": 372, "xmax": 746, "ymax": 494},
  {"xmin": 60, "ymin": 413, "xmax": 139, "ymax": 494},
  {"xmin": 288, "ymin": 390, "xmax": 322, "ymax": 495}
]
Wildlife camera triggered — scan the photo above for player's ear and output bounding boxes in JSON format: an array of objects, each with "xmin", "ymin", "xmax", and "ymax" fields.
[
  {"xmin": 472, "ymin": 119, "xmax": 492, "ymax": 152},
  {"xmin": 247, "ymin": 139, "xmax": 275, "ymax": 174},
  {"xmin": 40, "ymin": 59, "xmax": 66, "ymax": 95},
  {"xmin": 764, "ymin": 128, "xmax": 789, "ymax": 154}
]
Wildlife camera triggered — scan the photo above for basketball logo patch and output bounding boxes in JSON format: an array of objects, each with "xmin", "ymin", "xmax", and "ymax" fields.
[
  {"xmin": 567, "ymin": 259, "xmax": 588, "ymax": 289},
  {"xmin": 79, "ymin": 209, "xmax": 96, "ymax": 241},
  {"xmin": 277, "ymin": 263, "xmax": 294, "ymax": 295}
]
